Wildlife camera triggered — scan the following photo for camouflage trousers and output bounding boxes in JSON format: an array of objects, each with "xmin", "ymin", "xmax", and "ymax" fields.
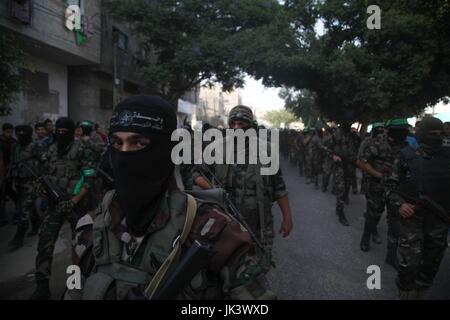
[
  {"xmin": 304, "ymin": 153, "xmax": 313, "ymax": 180},
  {"xmin": 322, "ymin": 159, "xmax": 333, "ymax": 191},
  {"xmin": 360, "ymin": 173, "xmax": 369, "ymax": 195},
  {"xmin": 365, "ymin": 179, "xmax": 385, "ymax": 228},
  {"xmin": 35, "ymin": 206, "xmax": 78, "ymax": 282},
  {"xmin": 311, "ymin": 155, "xmax": 323, "ymax": 187},
  {"xmin": 15, "ymin": 180, "xmax": 40, "ymax": 231},
  {"xmin": 298, "ymin": 153, "xmax": 305, "ymax": 176},
  {"xmin": 238, "ymin": 203, "xmax": 275, "ymax": 271},
  {"xmin": 333, "ymin": 163, "xmax": 351, "ymax": 213},
  {"xmin": 348, "ymin": 166, "xmax": 358, "ymax": 192},
  {"xmin": 365, "ymin": 179, "xmax": 400, "ymax": 251},
  {"xmin": 396, "ymin": 210, "xmax": 449, "ymax": 291}
]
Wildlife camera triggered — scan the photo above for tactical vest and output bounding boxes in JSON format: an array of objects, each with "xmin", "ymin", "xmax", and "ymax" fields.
[
  {"xmin": 398, "ymin": 146, "xmax": 450, "ymax": 213},
  {"xmin": 12, "ymin": 143, "xmax": 34, "ymax": 179},
  {"xmin": 371, "ymin": 136, "xmax": 404, "ymax": 175},
  {"xmin": 82, "ymin": 189, "xmax": 193, "ymax": 300},
  {"xmin": 46, "ymin": 141, "xmax": 83, "ymax": 193},
  {"xmin": 214, "ymin": 163, "xmax": 272, "ymax": 243}
]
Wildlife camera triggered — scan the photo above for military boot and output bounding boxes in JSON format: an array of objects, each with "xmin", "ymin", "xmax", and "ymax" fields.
[
  {"xmin": 8, "ymin": 224, "xmax": 27, "ymax": 251},
  {"xmin": 360, "ymin": 222, "xmax": 371, "ymax": 252},
  {"xmin": 29, "ymin": 279, "xmax": 51, "ymax": 300},
  {"xmin": 385, "ymin": 248, "xmax": 399, "ymax": 271},
  {"xmin": 372, "ymin": 227, "xmax": 382, "ymax": 244},
  {"xmin": 337, "ymin": 210, "xmax": 350, "ymax": 226}
]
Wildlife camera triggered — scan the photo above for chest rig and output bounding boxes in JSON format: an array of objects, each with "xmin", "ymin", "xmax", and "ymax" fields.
[
  {"xmin": 82, "ymin": 190, "xmax": 195, "ymax": 300},
  {"xmin": 46, "ymin": 141, "xmax": 82, "ymax": 193}
]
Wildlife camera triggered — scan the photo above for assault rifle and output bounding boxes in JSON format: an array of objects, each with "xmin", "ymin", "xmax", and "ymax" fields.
[
  {"xmin": 196, "ymin": 164, "xmax": 265, "ymax": 252},
  {"xmin": 124, "ymin": 240, "xmax": 214, "ymax": 300},
  {"xmin": 394, "ymin": 190, "xmax": 450, "ymax": 224},
  {"xmin": 18, "ymin": 162, "xmax": 83, "ymax": 218},
  {"xmin": 321, "ymin": 146, "xmax": 357, "ymax": 167}
]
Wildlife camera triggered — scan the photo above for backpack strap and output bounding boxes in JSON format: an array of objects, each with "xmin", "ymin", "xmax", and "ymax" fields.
[{"xmin": 144, "ymin": 193, "xmax": 197, "ymax": 299}]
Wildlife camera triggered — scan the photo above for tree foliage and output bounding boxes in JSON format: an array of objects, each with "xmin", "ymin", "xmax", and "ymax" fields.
[
  {"xmin": 0, "ymin": 32, "xmax": 27, "ymax": 116},
  {"xmin": 104, "ymin": 0, "xmax": 283, "ymax": 104},
  {"xmin": 279, "ymin": 87, "xmax": 324, "ymax": 127},
  {"xmin": 247, "ymin": 0, "xmax": 450, "ymax": 124},
  {"xmin": 264, "ymin": 109, "xmax": 298, "ymax": 128}
]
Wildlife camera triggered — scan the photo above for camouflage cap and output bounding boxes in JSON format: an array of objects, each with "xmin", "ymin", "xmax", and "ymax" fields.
[
  {"xmin": 228, "ymin": 105, "xmax": 254, "ymax": 126},
  {"xmin": 385, "ymin": 118, "xmax": 409, "ymax": 128}
]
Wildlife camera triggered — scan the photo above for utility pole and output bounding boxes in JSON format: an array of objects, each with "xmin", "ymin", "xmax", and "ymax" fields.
[{"xmin": 112, "ymin": 30, "xmax": 119, "ymax": 106}]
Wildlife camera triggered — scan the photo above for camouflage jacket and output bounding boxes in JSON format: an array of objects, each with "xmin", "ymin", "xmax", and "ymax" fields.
[
  {"xmin": 309, "ymin": 135, "xmax": 323, "ymax": 158},
  {"xmin": 358, "ymin": 134, "xmax": 406, "ymax": 176},
  {"xmin": 72, "ymin": 188, "xmax": 275, "ymax": 300},
  {"xmin": 39, "ymin": 140, "xmax": 96, "ymax": 196},
  {"xmin": 11, "ymin": 141, "xmax": 43, "ymax": 181}
]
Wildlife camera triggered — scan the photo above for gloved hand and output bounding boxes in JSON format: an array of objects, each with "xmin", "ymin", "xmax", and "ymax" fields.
[
  {"xmin": 56, "ymin": 199, "xmax": 75, "ymax": 214},
  {"xmin": 33, "ymin": 183, "xmax": 47, "ymax": 197}
]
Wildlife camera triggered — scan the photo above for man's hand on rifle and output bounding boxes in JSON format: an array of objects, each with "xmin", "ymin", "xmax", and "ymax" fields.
[
  {"xmin": 399, "ymin": 203, "xmax": 416, "ymax": 218},
  {"xmin": 332, "ymin": 155, "xmax": 342, "ymax": 162}
]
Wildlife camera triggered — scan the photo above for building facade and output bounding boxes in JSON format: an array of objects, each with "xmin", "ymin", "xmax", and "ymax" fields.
[
  {"xmin": 0, "ymin": 0, "xmax": 144, "ymax": 130},
  {"xmin": 197, "ymin": 85, "xmax": 242, "ymax": 128}
]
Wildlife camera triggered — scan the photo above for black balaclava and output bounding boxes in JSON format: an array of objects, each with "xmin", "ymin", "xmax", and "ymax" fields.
[
  {"xmin": 15, "ymin": 125, "xmax": 33, "ymax": 146},
  {"xmin": 387, "ymin": 127, "xmax": 408, "ymax": 145},
  {"xmin": 371, "ymin": 128, "xmax": 384, "ymax": 138},
  {"xmin": 416, "ymin": 117, "xmax": 444, "ymax": 154},
  {"xmin": 109, "ymin": 95, "xmax": 177, "ymax": 237},
  {"xmin": 55, "ymin": 117, "xmax": 75, "ymax": 155}
]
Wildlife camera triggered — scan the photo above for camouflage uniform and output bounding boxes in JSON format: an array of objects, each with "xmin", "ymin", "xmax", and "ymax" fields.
[
  {"xmin": 192, "ymin": 148, "xmax": 288, "ymax": 269},
  {"xmin": 34, "ymin": 140, "xmax": 96, "ymax": 285},
  {"xmin": 359, "ymin": 132, "xmax": 407, "ymax": 258},
  {"xmin": 328, "ymin": 129, "xmax": 355, "ymax": 221},
  {"xmin": 386, "ymin": 146, "xmax": 450, "ymax": 295},
  {"xmin": 288, "ymin": 130, "xmax": 298, "ymax": 166},
  {"xmin": 321, "ymin": 133, "xmax": 333, "ymax": 192},
  {"xmin": 310, "ymin": 133, "xmax": 323, "ymax": 189},
  {"xmin": 69, "ymin": 188, "xmax": 276, "ymax": 300},
  {"xmin": 10, "ymin": 142, "xmax": 41, "ymax": 244},
  {"xmin": 295, "ymin": 132, "xmax": 305, "ymax": 176},
  {"xmin": 303, "ymin": 133, "xmax": 313, "ymax": 183},
  {"xmin": 348, "ymin": 133, "xmax": 361, "ymax": 193},
  {"xmin": 357, "ymin": 136, "xmax": 372, "ymax": 195}
]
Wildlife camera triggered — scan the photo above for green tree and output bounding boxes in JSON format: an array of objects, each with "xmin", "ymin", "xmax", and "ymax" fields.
[
  {"xmin": 247, "ymin": 0, "xmax": 450, "ymax": 124},
  {"xmin": 103, "ymin": 0, "xmax": 283, "ymax": 104},
  {"xmin": 279, "ymin": 87, "xmax": 325, "ymax": 127},
  {"xmin": 264, "ymin": 109, "xmax": 298, "ymax": 128},
  {"xmin": 0, "ymin": 32, "xmax": 27, "ymax": 116}
]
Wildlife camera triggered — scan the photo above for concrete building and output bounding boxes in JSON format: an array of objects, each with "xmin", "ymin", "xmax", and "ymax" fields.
[
  {"xmin": 197, "ymin": 85, "xmax": 242, "ymax": 128},
  {"xmin": 0, "ymin": 0, "xmax": 144, "ymax": 130}
]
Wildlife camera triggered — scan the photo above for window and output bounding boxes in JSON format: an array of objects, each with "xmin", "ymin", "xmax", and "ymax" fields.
[
  {"xmin": 113, "ymin": 27, "xmax": 128, "ymax": 51},
  {"xmin": 11, "ymin": 0, "xmax": 32, "ymax": 24}
]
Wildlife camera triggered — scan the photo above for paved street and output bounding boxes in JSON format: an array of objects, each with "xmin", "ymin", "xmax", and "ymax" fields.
[
  {"xmin": 267, "ymin": 159, "xmax": 450, "ymax": 299},
  {"xmin": 0, "ymin": 159, "xmax": 449, "ymax": 300}
]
